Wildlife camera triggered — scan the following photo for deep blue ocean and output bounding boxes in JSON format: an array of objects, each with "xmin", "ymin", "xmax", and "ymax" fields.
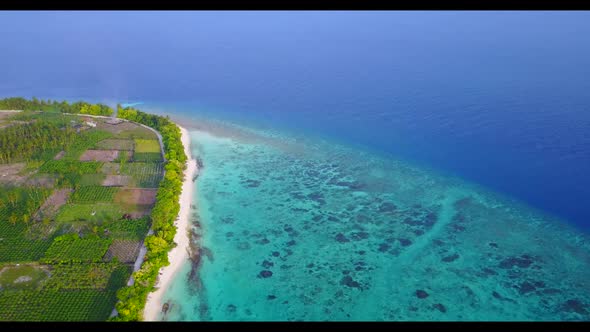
[{"xmin": 1, "ymin": 10, "xmax": 589, "ymax": 231}]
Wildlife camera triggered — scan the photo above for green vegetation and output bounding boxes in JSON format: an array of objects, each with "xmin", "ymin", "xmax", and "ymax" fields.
[
  {"xmin": 0, "ymin": 187, "xmax": 50, "ymax": 222},
  {"xmin": 62, "ymin": 130, "xmax": 113, "ymax": 160},
  {"xmin": 55, "ymin": 204, "xmax": 124, "ymax": 223},
  {"xmin": 134, "ymin": 139, "xmax": 160, "ymax": 153},
  {"xmin": 105, "ymin": 217, "xmax": 151, "ymax": 240},
  {"xmin": 79, "ymin": 174, "xmax": 107, "ymax": 186},
  {"xmin": 0, "ymin": 221, "xmax": 53, "ymax": 263},
  {"xmin": 0, "ymin": 188, "xmax": 55, "ymax": 262},
  {"xmin": 69, "ymin": 186, "xmax": 119, "ymax": 204},
  {"xmin": 95, "ymin": 138, "xmax": 134, "ymax": 150},
  {"xmin": 0, "ymin": 101, "xmax": 171, "ymax": 321},
  {"xmin": 0, "ymin": 121, "xmax": 77, "ymax": 164},
  {"xmin": 39, "ymin": 160, "xmax": 104, "ymax": 175},
  {"xmin": 132, "ymin": 139, "xmax": 163, "ymax": 162},
  {"xmin": 113, "ymin": 107, "xmax": 187, "ymax": 321},
  {"xmin": 122, "ymin": 162, "xmax": 164, "ymax": 188},
  {"xmin": 0, "ymin": 265, "xmax": 49, "ymax": 290},
  {"xmin": 132, "ymin": 152, "xmax": 163, "ymax": 163},
  {"xmin": 0, "ymin": 97, "xmax": 113, "ymax": 116},
  {"xmin": 0, "ymin": 290, "xmax": 112, "ymax": 321},
  {"xmin": 115, "ymin": 128, "xmax": 158, "ymax": 140},
  {"xmin": 43, "ymin": 262, "xmax": 123, "ymax": 290},
  {"xmin": 41, "ymin": 234, "xmax": 112, "ymax": 264},
  {"xmin": 0, "ymin": 265, "xmax": 129, "ymax": 321}
]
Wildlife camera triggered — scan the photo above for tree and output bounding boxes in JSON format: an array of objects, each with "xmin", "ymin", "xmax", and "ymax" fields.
[{"xmin": 8, "ymin": 214, "xmax": 18, "ymax": 226}]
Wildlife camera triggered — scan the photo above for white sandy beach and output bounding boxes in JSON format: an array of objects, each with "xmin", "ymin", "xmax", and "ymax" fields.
[{"xmin": 143, "ymin": 125, "xmax": 197, "ymax": 321}]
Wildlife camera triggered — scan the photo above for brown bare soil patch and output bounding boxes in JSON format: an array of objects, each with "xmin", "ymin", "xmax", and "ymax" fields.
[
  {"xmin": 101, "ymin": 163, "xmax": 121, "ymax": 175},
  {"xmin": 96, "ymin": 120, "xmax": 139, "ymax": 134},
  {"xmin": 102, "ymin": 175, "xmax": 132, "ymax": 187},
  {"xmin": 114, "ymin": 188, "xmax": 158, "ymax": 206},
  {"xmin": 94, "ymin": 138, "xmax": 134, "ymax": 150},
  {"xmin": 25, "ymin": 174, "xmax": 57, "ymax": 188},
  {"xmin": 0, "ymin": 163, "xmax": 28, "ymax": 185},
  {"xmin": 103, "ymin": 239, "xmax": 142, "ymax": 263},
  {"xmin": 0, "ymin": 112, "xmax": 17, "ymax": 122},
  {"xmin": 53, "ymin": 151, "xmax": 65, "ymax": 160},
  {"xmin": 79, "ymin": 149, "xmax": 119, "ymax": 162},
  {"xmin": 34, "ymin": 188, "xmax": 73, "ymax": 221},
  {"xmin": 128, "ymin": 206, "xmax": 152, "ymax": 219}
]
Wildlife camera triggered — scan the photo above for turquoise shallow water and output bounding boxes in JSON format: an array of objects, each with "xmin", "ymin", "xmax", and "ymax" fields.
[{"xmin": 158, "ymin": 117, "xmax": 590, "ymax": 321}]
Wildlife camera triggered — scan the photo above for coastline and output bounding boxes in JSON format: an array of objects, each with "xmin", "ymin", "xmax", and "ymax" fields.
[{"xmin": 143, "ymin": 125, "xmax": 197, "ymax": 321}]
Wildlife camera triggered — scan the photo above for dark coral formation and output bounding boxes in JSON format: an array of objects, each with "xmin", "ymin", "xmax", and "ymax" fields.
[
  {"xmin": 441, "ymin": 253, "xmax": 460, "ymax": 263},
  {"xmin": 499, "ymin": 254, "xmax": 534, "ymax": 269},
  {"xmin": 415, "ymin": 290, "xmax": 429, "ymax": 299},
  {"xmin": 561, "ymin": 299, "xmax": 588, "ymax": 315},
  {"xmin": 258, "ymin": 270, "xmax": 273, "ymax": 278},
  {"xmin": 378, "ymin": 202, "xmax": 397, "ymax": 213},
  {"xmin": 398, "ymin": 238, "xmax": 412, "ymax": 247},
  {"xmin": 432, "ymin": 303, "xmax": 447, "ymax": 313},
  {"xmin": 378, "ymin": 243, "xmax": 391, "ymax": 252},
  {"xmin": 335, "ymin": 233, "xmax": 350, "ymax": 243},
  {"xmin": 350, "ymin": 232, "xmax": 370, "ymax": 241},
  {"xmin": 340, "ymin": 275, "xmax": 361, "ymax": 289}
]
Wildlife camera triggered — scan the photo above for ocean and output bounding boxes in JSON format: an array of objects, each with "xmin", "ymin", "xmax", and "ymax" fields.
[{"xmin": 1, "ymin": 11, "xmax": 589, "ymax": 320}]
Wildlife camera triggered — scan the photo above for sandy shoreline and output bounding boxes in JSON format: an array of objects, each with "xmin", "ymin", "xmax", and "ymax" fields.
[{"xmin": 143, "ymin": 125, "xmax": 197, "ymax": 321}]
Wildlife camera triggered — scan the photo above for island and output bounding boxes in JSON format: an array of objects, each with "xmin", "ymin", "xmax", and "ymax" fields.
[{"xmin": 0, "ymin": 97, "xmax": 196, "ymax": 321}]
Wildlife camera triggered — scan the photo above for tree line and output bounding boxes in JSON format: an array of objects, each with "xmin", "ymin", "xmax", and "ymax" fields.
[
  {"xmin": 112, "ymin": 107, "xmax": 188, "ymax": 321},
  {"xmin": 0, "ymin": 121, "xmax": 78, "ymax": 164},
  {"xmin": 0, "ymin": 97, "xmax": 113, "ymax": 116}
]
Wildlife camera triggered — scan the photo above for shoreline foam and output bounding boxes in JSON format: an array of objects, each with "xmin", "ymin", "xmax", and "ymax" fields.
[{"xmin": 143, "ymin": 124, "xmax": 197, "ymax": 321}]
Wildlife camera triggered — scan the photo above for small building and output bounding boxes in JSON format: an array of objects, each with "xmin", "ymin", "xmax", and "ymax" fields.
[{"xmin": 85, "ymin": 121, "xmax": 97, "ymax": 128}]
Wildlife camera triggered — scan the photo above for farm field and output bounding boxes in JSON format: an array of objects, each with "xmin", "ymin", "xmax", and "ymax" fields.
[
  {"xmin": 133, "ymin": 139, "xmax": 160, "ymax": 153},
  {"xmin": 0, "ymin": 107, "xmax": 165, "ymax": 321}
]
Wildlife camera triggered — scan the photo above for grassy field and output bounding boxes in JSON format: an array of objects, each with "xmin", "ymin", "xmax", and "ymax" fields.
[
  {"xmin": 79, "ymin": 174, "xmax": 107, "ymax": 186},
  {"xmin": 54, "ymin": 203, "xmax": 124, "ymax": 223},
  {"xmin": 0, "ymin": 264, "xmax": 49, "ymax": 290},
  {"xmin": 134, "ymin": 139, "xmax": 160, "ymax": 153},
  {"xmin": 114, "ymin": 127, "xmax": 157, "ymax": 140},
  {"xmin": 0, "ymin": 107, "xmax": 166, "ymax": 321},
  {"xmin": 94, "ymin": 138, "xmax": 134, "ymax": 150}
]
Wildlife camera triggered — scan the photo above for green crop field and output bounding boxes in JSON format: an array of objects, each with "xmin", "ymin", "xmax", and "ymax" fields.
[
  {"xmin": 39, "ymin": 160, "xmax": 103, "ymax": 175},
  {"xmin": 121, "ymin": 162, "xmax": 164, "ymax": 188},
  {"xmin": 43, "ymin": 262, "xmax": 123, "ymax": 290},
  {"xmin": 105, "ymin": 217, "xmax": 151, "ymax": 240},
  {"xmin": 0, "ymin": 265, "xmax": 129, "ymax": 321},
  {"xmin": 0, "ymin": 188, "xmax": 54, "ymax": 262},
  {"xmin": 41, "ymin": 234, "xmax": 112, "ymax": 264},
  {"xmin": 0, "ymin": 219, "xmax": 54, "ymax": 263},
  {"xmin": 134, "ymin": 139, "xmax": 160, "ymax": 153},
  {"xmin": 69, "ymin": 186, "xmax": 119, "ymax": 204},
  {"xmin": 0, "ymin": 289, "xmax": 114, "ymax": 321},
  {"xmin": 132, "ymin": 152, "xmax": 163, "ymax": 162}
]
